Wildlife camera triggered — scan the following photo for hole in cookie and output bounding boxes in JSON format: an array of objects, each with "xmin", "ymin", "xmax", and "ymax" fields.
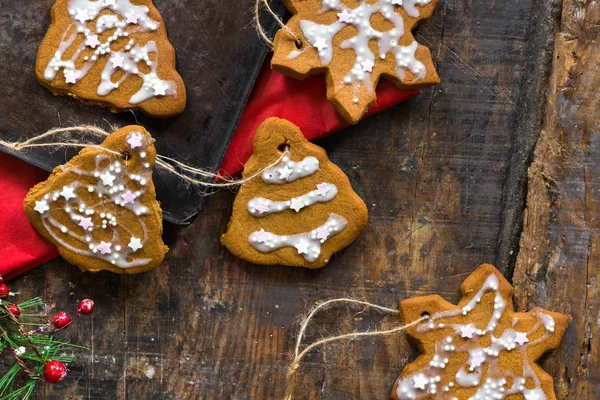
[
  {"xmin": 121, "ymin": 151, "xmax": 131, "ymax": 161},
  {"xmin": 294, "ymin": 39, "xmax": 304, "ymax": 50},
  {"xmin": 278, "ymin": 143, "xmax": 290, "ymax": 153},
  {"xmin": 420, "ymin": 312, "xmax": 430, "ymax": 318}
]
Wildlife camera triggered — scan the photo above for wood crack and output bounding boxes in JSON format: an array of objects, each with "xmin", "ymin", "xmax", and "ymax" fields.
[{"xmin": 495, "ymin": 0, "xmax": 564, "ymax": 280}]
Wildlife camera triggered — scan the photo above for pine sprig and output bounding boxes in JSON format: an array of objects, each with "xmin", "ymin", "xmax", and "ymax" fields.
[{"xmin": 0, "ymin": 279, "xmax": 94, "ymax": 400}]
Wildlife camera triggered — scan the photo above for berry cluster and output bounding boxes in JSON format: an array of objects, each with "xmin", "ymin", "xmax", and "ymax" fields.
[{"xmin": 0, "ymin": 274, "xmax": 94, "ymax": 391}]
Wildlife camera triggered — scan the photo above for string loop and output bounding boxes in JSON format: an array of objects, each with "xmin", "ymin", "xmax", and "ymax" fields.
[
  {"xmin": 0, "ymin": 125, "xmax": 288, "ymax": 189},
  {"xmin": 253, "ymin": 0, "xmax": 302, "ymax": 49},
  {"xmin": 284, "ymin": 298, "xmax": 428, "ymax": 400}
]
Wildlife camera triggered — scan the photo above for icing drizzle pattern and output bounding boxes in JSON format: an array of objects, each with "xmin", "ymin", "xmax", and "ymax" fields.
[
  {"xmin": 296, "ymin": 0, "xmax": 431, "ymax": 100},
  {"xmin": 247, "ymin": 152, "xmax": 348, "ymax": 261},
  {"xmin": 44, "ymin": 0, "xmax": 176, "ymax": 104},
  {"xmin": 394, "ymin": 274, "xmax": 555, "ymax": 400},
  {"xmin": 33, "ymin": 132, "xmax": 154, "ymax": 269},
  {"xmin": 249, "ymin": 213, "xmax": 348, "ymax": 262},
  {"xmin": 247, "ymin": 183, "xmax": 338, "ymax": 216},
  {"xmin": 261, "ymin": 155, "xmax": 320, "ymax": 184}
]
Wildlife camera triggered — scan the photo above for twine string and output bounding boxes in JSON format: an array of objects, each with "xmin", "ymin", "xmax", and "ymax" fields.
[
  {"xmin": 284, "ymin": 298, "xmax": 429, "ymax": 400},
  {"xmin": 254, "ymin": 0, "xmax": 302, "ymax": 48},
  {"xmin": 0, "ymin": 125, "xmax": 288, "ymax": 189}
]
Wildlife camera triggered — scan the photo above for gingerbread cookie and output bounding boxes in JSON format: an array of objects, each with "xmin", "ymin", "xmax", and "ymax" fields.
[
  {"xmin": 271, "ymin": 0, "xmax": 440, "ymax": 124},
  {"xmin": 392, "ymin": 264, "xmax": 570, "ymax": 400},
  {"xmin": 24, "ymin": 125, "xmax": 168, "ymax": 274},
  {"xmin": 221, "ymin": 118, "xmax": 368, "ymax": 268},
  {"xmin": 36, "ymin": 0, "xmax": 186, "ymax": 118}
]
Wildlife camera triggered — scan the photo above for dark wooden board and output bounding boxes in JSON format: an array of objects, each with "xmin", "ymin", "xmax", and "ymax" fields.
[
  {"xmin": 5, "ymin": 0, "xmax": 596, "ymax": 399},
  {"xmin": 0, "ymin": 0, "xmax": 283, "ymax": 225}
]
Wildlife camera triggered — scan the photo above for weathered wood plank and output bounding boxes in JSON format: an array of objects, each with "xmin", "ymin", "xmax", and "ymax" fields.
[
  {"xmin": 514, "ymin": 0, "xmax": 600, "ymax": 398},
  {"xmin": 4, "ymin": 0, "xmax": 565, "ymax": 398}
]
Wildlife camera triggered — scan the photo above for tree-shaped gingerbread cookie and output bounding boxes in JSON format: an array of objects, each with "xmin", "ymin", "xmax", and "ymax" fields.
[
  {"xmin": 393, "ymin": 264, "xmax": 570, "ymax": 400},
  {"xmin": 221, "ymin": 118, "xmax": 368, "ymax": 268},
  {"xmin": 24, "ymin": 126, "xmax": 168, "ymax": 274},
  {"xmin": 36, "ymin": 0, "xmax": 186, "ymax": 117},
  {"xmin": 272, "ymin": 0, "xmax": 440, "ymax": 124}
]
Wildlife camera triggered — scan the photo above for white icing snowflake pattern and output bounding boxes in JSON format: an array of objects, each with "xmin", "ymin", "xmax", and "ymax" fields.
[
  {"xmin": 273, "ymin": 0, "xmax": 439, "ymax": 121},
  {"xmin": 393, "ymin": 267, "xmax": 569, "ymax": 400},
  {"xmin": 298, "ymin": 0, "xmax": 430, "ymax": 88},
  {"xmin": 43, "ymin": 0, "xmax": 176, "ymax": 104}
]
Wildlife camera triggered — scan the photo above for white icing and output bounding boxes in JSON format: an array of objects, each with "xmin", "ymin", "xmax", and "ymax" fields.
[
  {"xmin": 44, "ymin": 0, "xmax": 176, "ymax": 104},
  {"xmin": 34, "ymin": 131, "xmax": 154, "ymax": 269},
  {"xmin": 247, "ymin": 183, "xmax": 338, "ymax": 216},
  {"xmin": 394, "ymin": 274, "xmax": 554, "ymax": 400},
  {"xmin": 261, "ymin": 155, "xmax": 320, "ymax": 184},
  {"xmin": 296, "ymin": 0, "xmax": 430, "ymax": 99},
  {"xmin": 248, "ymin": 213, "xmax": 348, "ymax": 262}
]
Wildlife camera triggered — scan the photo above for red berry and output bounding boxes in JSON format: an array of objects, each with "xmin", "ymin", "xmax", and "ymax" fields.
[
  {"xmin": 53, "ymin": 312, "xmax": 71, "ymax": 329},
  {"xmin": 0, "ymin": 284, "xmax": 9, "ymax": 299},
  {"xmin": 77, "ymin": 299, "xmax": 94, "ymax": 315},
  {"xmin": 7, "ymin": 304, "xmax": 20, "ymax": 318},
  {"xmin": 43, "ymin": 360, "xmax": 67, "ymax": 384}
]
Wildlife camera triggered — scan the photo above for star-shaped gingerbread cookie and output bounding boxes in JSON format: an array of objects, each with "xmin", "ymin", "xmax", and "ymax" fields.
[
  {"xmin": 272, "ymin": 0, "xmax": 440, "ymax": 124},
  {"xmin": 392, "ymin": 264, "xmax": 570, "ymax": 400}
]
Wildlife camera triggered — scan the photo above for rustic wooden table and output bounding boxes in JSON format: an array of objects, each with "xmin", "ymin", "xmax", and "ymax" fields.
[{"xmin": 16, "ymin": 0, "xmax": 598, "ymax": 398}]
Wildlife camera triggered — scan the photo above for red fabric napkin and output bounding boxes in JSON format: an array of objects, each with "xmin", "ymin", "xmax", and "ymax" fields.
[
  {"xmin": 220, "ymin": 58, "xmax": 418, "ymax": 176},
  {"xmin": 0, "ymin": 154, "xmax": 59, "ymax": 280},
  {"xmin": 1, "ymin": 59, "xmax": 417, "ymax": 279}
]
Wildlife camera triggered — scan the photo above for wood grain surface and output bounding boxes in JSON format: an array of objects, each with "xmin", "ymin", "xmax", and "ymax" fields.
[{"xmin": 7, "ymin": 0, "xmax": 598, "ymax": 399}]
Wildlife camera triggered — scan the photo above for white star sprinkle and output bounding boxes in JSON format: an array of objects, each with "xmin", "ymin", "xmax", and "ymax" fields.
[
  {"xmin": 111, "ymin": 54, "xmax": 125, "ymax": 68},
  {"xmin": 460, "ymin": 324, "xmax": 477, "ymax": 339},
  {"xmin": 99, "ymin": 171, "xmax": 115, "ymax": 186},
  {"xmin": 290, "ymin": 198, "xmax": 305, "ymax": 212},
  {"xmin": 34, "ymin": 200, "xmax": 49, "ymax": 214},
  {"xmin": 313, "ymin": 38, "xmax": 328, "ymax": 52},
  {"xmin": 127, "ymin": 132, "xmax": 143, "ymax": 149},
  {"xmin": 153, "ymin": 82, "xmax": 169, "ymax": 96},
  {"xmin": 75, "ymin": 9, "xmax": 90, "ymax": 23},
  {"xmin": 412, "ymin": 373, "xmax": 428, "ymax": 390},
  {"xmin": 295, "ymin": 240, "xmax": 309, "ymax": 255},
  {"xmin": 278, "ymin": 166, "xmax": 293, "ymax": 180},
  {"xmin": 128, "ymin": 237, "xmax": 143, "ymax": 252},
  {"xmin": 79, "ymin": 217, "xmax": 93, "ymax": 230},
  {"xmin": 64, "ymin": 70, "xmax": 78, "ymax": 84},
  {"xmin": 469, "ymin": 350, "xmax": 485, "ymax": 368},
  {"xmin": 361, "ymin": 59, "xmax": 375, "ymax": 72},
  {"xmin": 515, "ymin": 331, "xmax": 529, "ymax": 346},
  {"xmin": 125, "ymin": 11, "xmax": 139, "ymax": 24},
  {"xmin": 337, "ymin": 9, "xmax": 352, "ymax": 23},
  {"xmin": 85, "ymin": 34, "xmax": 101, "ymax": 48},
  {"xmin": 60, "ymin": 186, "xmax": 76, "ymax": 201}
]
